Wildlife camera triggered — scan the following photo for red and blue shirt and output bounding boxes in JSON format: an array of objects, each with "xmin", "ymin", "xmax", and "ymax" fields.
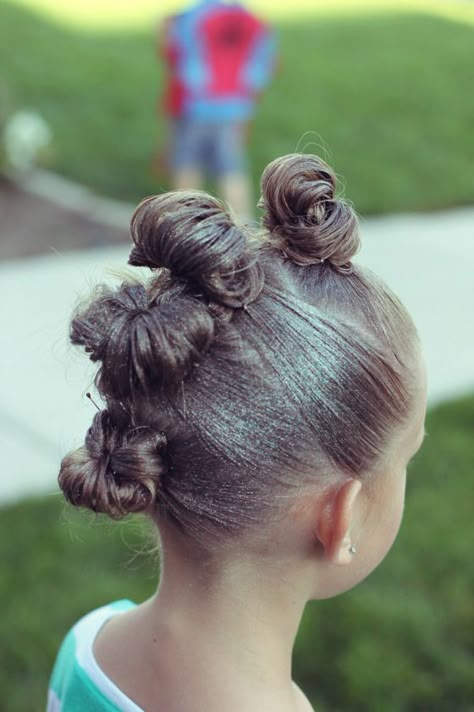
[{"xmin": 162, "ymin": 0, "xmax": 277, "ymax": 121}]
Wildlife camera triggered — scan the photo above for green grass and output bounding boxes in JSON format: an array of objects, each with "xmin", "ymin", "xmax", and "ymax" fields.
[
  {"xmin": 1, "ymin": 1, "xmax": 473, "ymax": 214},
  {"xmin": 1, "ymin": 395, "xmax": 473, "ymax": 711}
]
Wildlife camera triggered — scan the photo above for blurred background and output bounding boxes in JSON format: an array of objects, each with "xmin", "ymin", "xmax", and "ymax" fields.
[{"xmin": 0, "ymin": 1, "xmax": 473, "ymax": 710}]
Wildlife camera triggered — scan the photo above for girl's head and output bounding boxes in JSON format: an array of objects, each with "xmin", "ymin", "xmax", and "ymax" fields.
[{"xmin": 59, "ymin": 154, "xmax": 426, "ymax": 598}]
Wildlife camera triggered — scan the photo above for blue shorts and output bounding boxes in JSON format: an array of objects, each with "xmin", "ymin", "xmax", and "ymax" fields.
[{"xmin": 168, "ymin": 119, "xmax": 247, "ymax": 177}]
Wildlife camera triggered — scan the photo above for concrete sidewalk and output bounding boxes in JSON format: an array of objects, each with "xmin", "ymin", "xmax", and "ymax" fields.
[{"xmin": 1, "ymin": 207, "xmax": 473, "ymax": 504}]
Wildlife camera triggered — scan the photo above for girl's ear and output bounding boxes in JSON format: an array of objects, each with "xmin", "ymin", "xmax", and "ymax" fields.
[{"xmin": 315, "ymin": 478, "xmax": 362, "ymax": 565}]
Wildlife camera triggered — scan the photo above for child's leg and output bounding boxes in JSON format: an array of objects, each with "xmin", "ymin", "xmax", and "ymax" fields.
[
  {"xmin": 168, "ymin": 119, "xmax": 204, "ymax": 190},
  {"xmin": 212, "ymin": 122, "xmax": 253, "ymax": 221},
  {"xmin": 172, "ymin": 167, "xmax": 203, "ymax": 191},
  {"xmin": 219, "ymin": 172, "xmax": 253, "ymax": 223}
]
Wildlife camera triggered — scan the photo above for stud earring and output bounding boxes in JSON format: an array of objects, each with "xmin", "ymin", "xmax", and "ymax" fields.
[{"xmin": 348, "ymin": 544, "xmax": 357, "ymax": 555}]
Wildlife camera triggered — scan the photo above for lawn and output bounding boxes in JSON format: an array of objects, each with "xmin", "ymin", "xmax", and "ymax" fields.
[
  {"xmin": 1, "ymin": 394, "xmax": 473, "ymax": 711},
  {"xmin": 1, "ymin": 1, "xmax": 473, "ymax": 214}
]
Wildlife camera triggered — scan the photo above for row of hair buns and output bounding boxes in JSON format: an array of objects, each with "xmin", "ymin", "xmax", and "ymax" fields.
[{"xmin": 59, "ymin": 154, "xmax": 360, "ymax": 517}]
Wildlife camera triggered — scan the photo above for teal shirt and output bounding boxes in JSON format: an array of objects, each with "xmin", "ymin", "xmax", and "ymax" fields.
[{"xmin": 47, "ymin": 600, "xmax": 139, "ymax": 711}]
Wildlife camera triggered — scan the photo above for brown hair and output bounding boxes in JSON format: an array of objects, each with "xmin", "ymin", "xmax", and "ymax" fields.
[{"xmin": 59, "ymin": 154, "xmax": 418, "ymax": 550}]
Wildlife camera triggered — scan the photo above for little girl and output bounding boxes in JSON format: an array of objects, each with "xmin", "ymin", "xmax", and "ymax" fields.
[{"xmin": 47, "ymin": 153, "xmax": 426, "ymax": 712}]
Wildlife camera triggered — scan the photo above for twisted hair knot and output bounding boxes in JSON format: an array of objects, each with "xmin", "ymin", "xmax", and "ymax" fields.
[
  {"xmin": 260, "ymin": 153, "xmax": 360, "ymax": 271},
  {"xmin": 129, "ymin": 191, "xmax": 264, "ymax": 307},
  {"xmin": 59, "ymin": 410, "xmax": 167, "ymax": 519},
  {"xmin": 71, "ymin": 283, "xmax": 215, "ymax": 399}
]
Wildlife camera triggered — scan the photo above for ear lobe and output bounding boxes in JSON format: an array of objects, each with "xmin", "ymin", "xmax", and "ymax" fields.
[{"xmin": 315, "ymin": 478, "xmax": 362, "ymax": 565}]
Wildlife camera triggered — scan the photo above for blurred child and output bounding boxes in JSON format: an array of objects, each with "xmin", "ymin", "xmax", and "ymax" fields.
[
  {"xmin": 158, "ymin": 0, "xmax": 277, "ymax": 219},
  {"xmin": 48, "ymin": 153, "xmax": 426, "ymax": 711}
]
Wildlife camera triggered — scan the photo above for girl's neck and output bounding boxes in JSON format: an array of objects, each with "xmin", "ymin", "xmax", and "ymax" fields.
[
  {"xmin": 95, "ymin": 541, "xmax": 314, "ymax": 712},
  {"xmin": 151, "ymin": 551, "xmax": 307, "ymax": 684}
]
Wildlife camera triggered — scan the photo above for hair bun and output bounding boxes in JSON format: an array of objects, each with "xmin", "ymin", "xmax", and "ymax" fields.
[
  {"xmin": 71, "ymin": 283, "xmax": 215, "ymax": 399},
  {"xmin": 58, "ymin": 410, "xmax": 167, "ymax": 519},
  {"xmin": 128, "ymin": 191, "xmax": 263, "ymax": 308},
  {"xmin": 260, "ymin": 153, "xmax": 360, "ymax": 269}
]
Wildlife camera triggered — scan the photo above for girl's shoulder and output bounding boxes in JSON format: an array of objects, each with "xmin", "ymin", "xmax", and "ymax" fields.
[{"xmin": 47, "ymin": 600, "xmax": 138, "ymax": 711}]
